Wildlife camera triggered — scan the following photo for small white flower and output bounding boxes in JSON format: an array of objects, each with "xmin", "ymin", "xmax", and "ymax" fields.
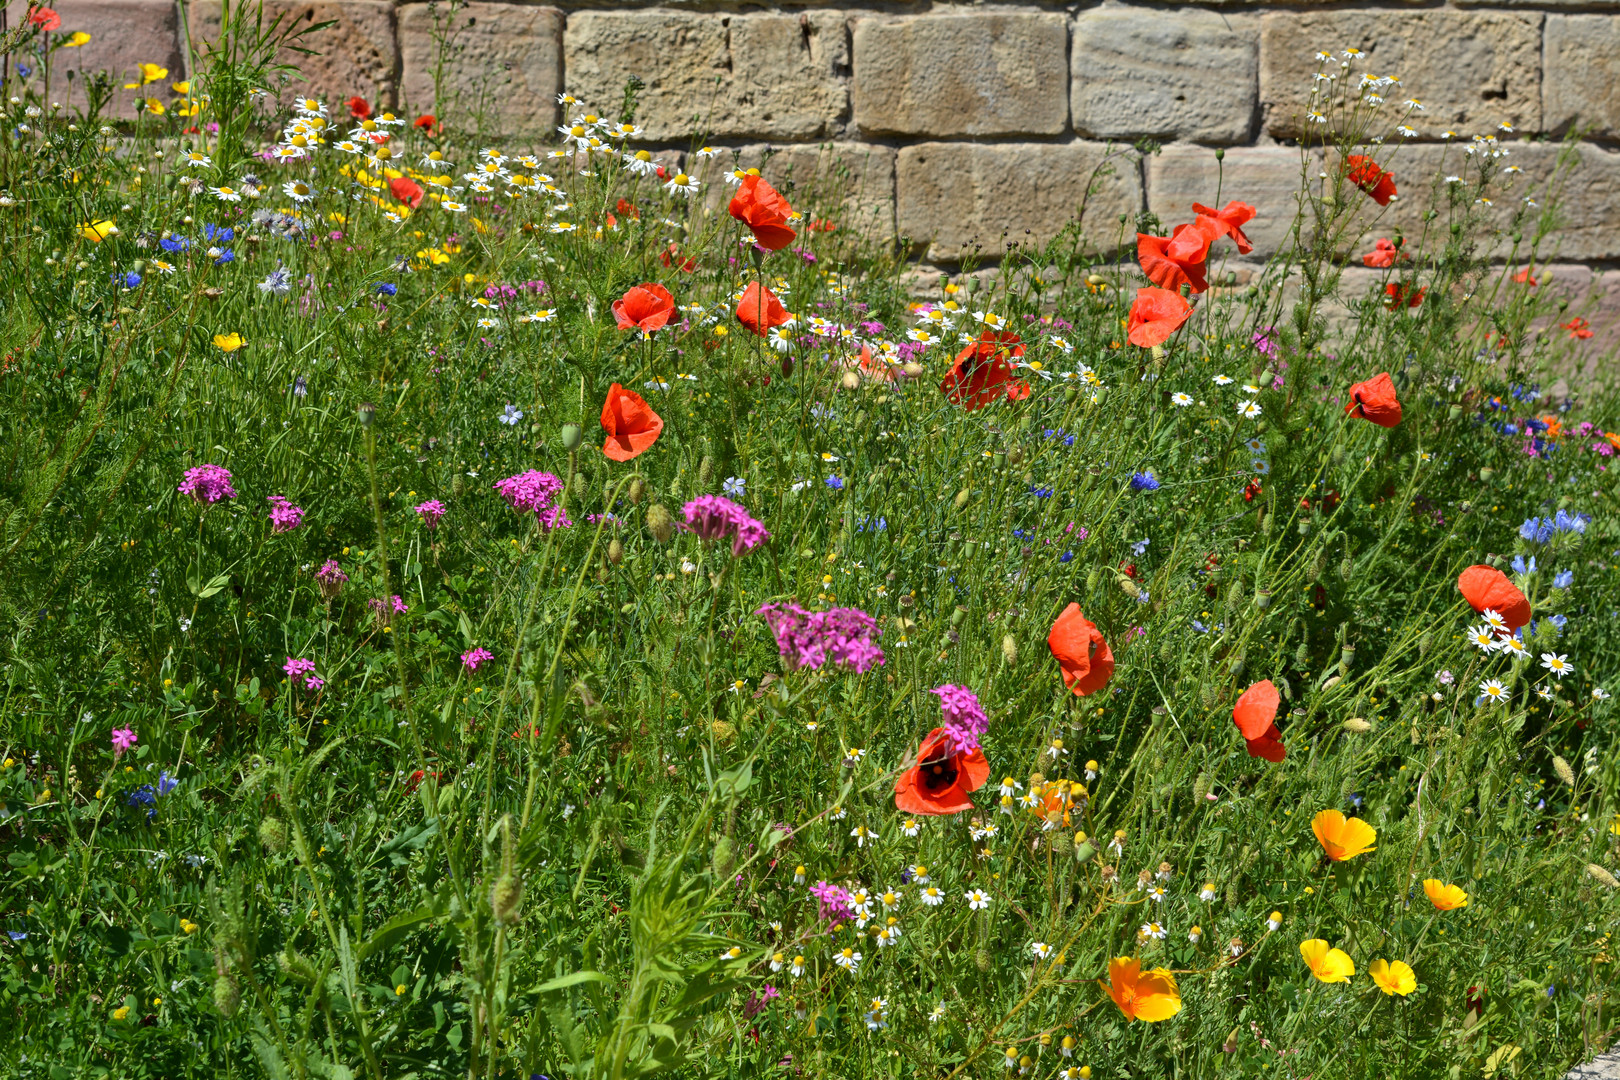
[
  {"xmin": 1540, "ymin": 653, "xmax": 1574, "ymax": 678},
  {"xmin": 1199, "ymin": 883, "xmax": 1216, "ymax": 902},
  {"xmin": 900, "ymin": 817, "xmax": 920, "ymax": 837},
  {"xmin": 1593, "ymin": 688, "xmax": 1611, "ymax": 701},
  {"xmin": 965, "ymin": 889, "xmax": 991, "ymax": 911},
  {"xmin": 849, "ymin": 825, "xmax": 875, "ymax": 848},
  {"xmin": 1467, "ymin": 626, "xmax": 1502, "ymax": 653},
  {"xmin": 1171, "ymin": 392, "xmax": 1193, "ymax": 407},
  {"xmin": 1031, "ymin": 941, "xmax": 1052, "ymax": 960},
  {"xmin": 1238, "ymin": 400, "xmax": 1262, "ymax": 420},
  {"xmin": 1140, "ymin": 921, "xmax": 1167, "ymax": 940},
  {"xmin": 1478, "ymin": 679, "xmax": 1510, "ymax": 704},
  {"xmin": 833, "ymin": 947, "xmax": 862, "ymax": 973},
  {"xmin": 790, "ymin": 955, "xmax": 807, "ymax": 977},
  {"xmin": 920, "ymin": 886, "xmax": 945, "ymax": 906}
]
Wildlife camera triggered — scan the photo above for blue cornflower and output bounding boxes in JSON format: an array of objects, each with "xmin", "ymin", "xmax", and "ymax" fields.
[
  {"xmin": 15, "ymin": 64, "xmax": 30, "ymax": 78},
  {"xmin": 203, "ymin": 223, "xmax": 235, "ymax": 243},
  {"xmin": 259, "ymin": 267, "xmax": 292, "ymax": 296},
  {"xmin": 127, "ymin": 785, "xmax": 156, "ymax": 808},
  {"xmin": 825, "ymin": 475, "xmax": 844, "ymax": 491},
  {"xmin": 375, "ymin": 282, "xmax": 398, "ymax": 296},
  {"xmin": 1063, "ymin": 434, "xmax": 1076, "ymax": 447},
  {"xmin": 1131, "ymin": 538, "xmax": 1150, "ymax": 556},
  {"xmin": 1553, "ymin": 569, "xmax": 1573, "ymax": 589},
  {"xmin": 857, "ymin": 516, "xmax": 887, "ymax": 533},
  {"xmin": 1130, "ymin": 471, "xmax": 1160, "ymax": 492},
  {"xmin": 1525, "ymin": 417, "xmax": 1548, "ymax": 434},
  {"xmin": 1058, "ymin": 551, "xmax": 1074, "ymax": 563},
  {"xmin": 1028, "ymin": 485, "xmax": 1053, "ymax": 498},
  {"xmin": 115, "ymin": 271, "xmax": 142, "ymax": 289},
  {"xmin": 212, "ymin": 249, "xmax": 235, "ymax": 266},
  {"xmin": 1510, "ymin": 554, "xmax": 1536, "ymax": 575},
  {"xmin": 499, "ymin": 404, "xmax": 524, "ymax": 426},
  {"xmin": 158, "ymin": 236, "xmax": 190, "ymax": 253}
]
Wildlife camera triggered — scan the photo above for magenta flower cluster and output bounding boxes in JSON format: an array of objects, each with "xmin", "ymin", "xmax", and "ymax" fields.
[
  {"xmin": 683, "ymin": 496, "xmax": 769, "ymax": 556},
  {"xmin": 415, "ymin": 499, "xmax": 446, "ymax": 529},
  {"xmin": 461, "ymin": 646, "xmax": 493, "ymax": 671},
  {"xmin": 283, "ymin": 656, "xmax": 324, "ymax": 690},
  {"xmin": 494, "ymin": 471, "xmax": 571, "ymax": 532},
  {"xmin": 809, "ymin": 880, "xmax": 855, "ymax": 924},
  {"xmin": 932, "ymin": 684, "xmax": 989, "ymax": 754},
  {"xmin": 368, "ymin": 595, "xmax": 408, "ymax": 617},
  {"xmin": 756, "ymin": 603, "xmax": 884, "ymax": 674},
  {"xmin": 177, "ymin": 464, "xmax": 237, "ymax": 505},
  {"xmin": 111, "ymin": 726, "xmax": 138, "ymax": 756},
  {"xmin": 315, "ymin": 559, "xmax": 348, "ymax": 599},
  {"xmin": 267, "ymin": 495, "xmax": 305, "ymax": 533}
]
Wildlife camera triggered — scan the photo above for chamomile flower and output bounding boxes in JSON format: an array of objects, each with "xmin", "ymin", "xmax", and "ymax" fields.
[
  {"xmin": 664, "ymin": 172, "xmax": 700, "ymax": 196},
  {"xmin": 1238, "ymin": 400, "xmax": 1262, "ymax": 419},
  {"xmin": 1031, "ymin": 941, "xmax": 1053, "ymax": 960},
  {"xmin": 900, "ymin": 818, "xmax": 920, "ymax": 837},
  {"xmin": 880, "ymin": 889, "xmax": 903, "ymax": 911},
  {"xmin": 920, "ymin": 885, "xmax": 944, "ymax": 907},
  {"xmin": 1171, "ymin": 392, "xmax": 1193, "ymax": 407},
  {"xmin": 1199, "ymin": 882, "xmax": 1217, "ymax": 902},
  {"xmin": 790, "ymin": 955, "xmax": 806, "ymax": 977},
  {"xmin": 833, "ymin": 947, "xmax": 862, "ymax": 973},
  {"xmin": 849, "ymin": 824, "xmax": 875, "ymax": 848},
  {"xmin": 1213, "ymin": 374, "xmax": 1234, "ymax": 385},
  {"xmin": 769, "ymin": 952, "xmax": 785, "ymax": 972},
  {"xmin": 1481, "ymin": 607, "xmax": 1509, "ymax": 632},
  {"xmin": 1541, "ymin": 653, "xmax": 1574, "ymax": 678},
  {"xmin": 908, "ymin": 864, "xmax": 929, "ymax": 883},
  {"xmin": 1266, "ymin": 911, "xmax": 1283, "ymax": 931},
  {"xmin": 1140, "ymin": 921, "xmax": 1167, "ymax": 940},
  {"xmin": 518, "ymin": 309, "xmax": 557, "ymax": 324},
  {"xmin": 965, "ymin": 889, "xmax": 992, "ymax": 911},
  {"xmin": 1478, "ymin": 679, "xmax": 1510, "ymax": 704},
  {"xmin": 1467, "ymin": 625, "xmax": 1503, "ymax": 653}
]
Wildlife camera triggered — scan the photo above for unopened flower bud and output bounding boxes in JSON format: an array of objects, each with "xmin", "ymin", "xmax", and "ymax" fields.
[
  {"xmin": 627, "ymin": 477, "xmax": 645, "ymax": 504},
  {"xmin": 1554, "ymin": 755, "xmax": 1575, "ymax": 786},
  {"xmin": 357, "ymin": 402, "xmax": 375, "ymax": 427},
  {"xmin": 646, "ymin": 504, "xmax": 675, "ymax": 543},
  {"xmin": 607, "ymin": 538, "xmax": 624, "ymax": 565},
  {"xmin": 1000, "ymin": 634, "xmax": 1018, "ymax": 666},
  {"xmin": 560, "ymin": 423, "xmax": 583, "ymax": 452},
  {"xmin": 1342, "ymin": 717, "xmax": 1372, "ymax": 733},
  {"xmin": 213, "ymin": 973, "xmax": 241, "ymax": 1017},
  {"xmin": 258, "ymin": 816, "xmax": 288, "ymax": 853}
]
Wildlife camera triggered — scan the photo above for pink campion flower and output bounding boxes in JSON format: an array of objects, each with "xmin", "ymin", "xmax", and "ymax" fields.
[
  {"xmin": 267, "ymin": 495, "xmax": 305, "ymax": 533},
  {"xmin": 932, "ymin": 684, "xmax": 988, "ymax": 755},
  {"xmin": 111, "ymin": 726, "xmax": 138, "ymax": 756},
  {"xmin": 461, "ymin": 646, "xmax": 493, "ymax": 671},
  {"xmin": 809, "ymin": 881, "xmax": 854, "ymax": 923},
  {"xmin": 368, "ymin": 595, "xmax": 408, "ymax": 617},
  {"xmin": 756, "ymin": 603, "xmax": 884, "ymax": 674},
  {"xmin": 493, "ymin": 470, "xmax": 571, "ymax": 531},
  {"xmin": 415, "ymin": 499, "xmax": 446, "ymax": 529},
  {"xmin": 177, "ymin": 464, "xmax": 237, "ymax": 505},
  {"xmin": 283, "ymin": 657, "xmax": 320, "ymax": 689},
  {"xmin": 682, "ymin": 495, "xmax": 770, "ymax": 556},
  {"xmin": 305, "ymin": 675, "xmax": 326, "ymax": 691},
  {"xmin": 743, "ymin": 985, "xmax": 780, "ymax": 1018},
  {"xmin": 315, "ymin": 559, "xmax": 348, "ymax": 599}
]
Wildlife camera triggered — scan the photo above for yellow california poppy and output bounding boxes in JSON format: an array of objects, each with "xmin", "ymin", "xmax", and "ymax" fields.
[
  {"xmin": 1422, "ymin": 879, "xmax": 1468, "ymax": 911},
  {"xmin": 1300, "ymin": 939, "xmax": 1355, "ymax": 984},
  {"xmin": 1099, "ymin": 957, "xmax": 1181, "ymax": 1022},
  {"xmin": 1311, "ymin": 809, "xmax": 1377, "ymax": 861},
  {"xmin": 63, "ymin": 31, "xmax": 92, "ymax": 46},
  {"xmin": 138, "ymin": 62, "xmax": 168, "ymax": 84},
  {"xmin": 78, "ymin": 220, "xmax": 117, "ymax": 242},
  {"xmin": 213, "ymin": 333, "xmax": 245, "ymax": 353},
  {"xmin": 1369, "ymin": 959, "xmax": 1416, "ymax": 996},
  {"xmin": 171, "ymin": 81, "xmax": 190, "ymax": 95},
  {"xmin": 144, "ymin": 98, "xmax": 165, "ymax": 116}
]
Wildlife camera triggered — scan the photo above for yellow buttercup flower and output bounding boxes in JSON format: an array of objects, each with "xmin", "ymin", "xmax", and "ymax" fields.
[
  {"xmin": 213, "ymin": 333, "xmax": 245, "ymax": 352},
  {"xmin": 1311, "ymin": 809, "xmax": 1377, "ymax": 861},
  {"xmin": 1369, "ymin": 959, "xmax": 1416, "ymax": 996},
  {"xmin": 1300, "ymin": 939, "xmax": 1355, "ymax": 984},
  {"xmin": 1422, "ymin": 879, "xmax": 1468, "ymax": 911}
]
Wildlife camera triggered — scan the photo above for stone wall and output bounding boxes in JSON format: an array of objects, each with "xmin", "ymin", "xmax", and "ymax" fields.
[{"xmin": 17, "ymin": 0, "xmax": 1620, "ymax": 349}]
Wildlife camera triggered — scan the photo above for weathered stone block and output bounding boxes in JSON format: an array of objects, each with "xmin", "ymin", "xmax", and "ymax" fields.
[
  {"xmin": 187, "ymin": 0, "xmax": 399, "ymax": 108},
  {"xmin": 7, "ymin": 0, "xmax": 185, "ymax": 110},
  {"xmin": 705, "ymin": 143, "xmax": 895, "ymax": 239},
  {"xmin": 1072, "ymin": 8, "xmax": 1258, "ymax": 145},
  {"xmin": 1544, "ymin": 16, "xmax": 1620, "ymax": 140},
  {"xmin": 1147, "ymin": 145, "xmax": 1310, "ymax": 257},
  {"xmin": 563, "ymin": 11, "xmax": 848, "ymax": 142},
  {"xmin": 1261, "ymin": 11, "xmax": 1542, "ymax": 139},
  {"xmin": 852, "ymin": 13, "xmax": 1067, "ymax": 137},
  {"xmin": 896, "ymin": 142, "xmax": 1143, "ymax": 262},
  {"xmin": 399, "ymin": 4, "xmax": 561, "ymax": 135}
]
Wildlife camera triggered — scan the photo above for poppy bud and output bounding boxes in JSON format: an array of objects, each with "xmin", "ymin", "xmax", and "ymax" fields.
[
  {"xmin": 627, "ymin": 478, "xmax": 645, "ymax": 504},
  {"xmin": 277, "ymin": 948, "xmax": 320, "ymax": 985},
  {"xmin": 491, "ymin": 873, "xmax": 523, "ymax": 925},
  {"xmin": 975, "ymin": 947, "xmax": 993, "ymax": 971},
  {"xmin": 258, "ymin": 816, "xmax": 288, "ymax": 853},
  {"xmin": 1214, "ymin": 147, "xmax": 1224, "ymax": 161},
  {"xmin": 1118, "ymin": 577, "xmax": 1140, "ymax": 600},
  {"xmin": 560, "ymin": 423, "xmax": 583, "ymax": 452},
  {"xmin": 781, "ymin": 354, "xmax": 795, "ymax": 379},
  {"xmin": 1294, "ymin": 640, "xmax": 1311, "ymax": 668},
  {"xmin": 1086, "ymin": 273, "xmax": 1108, "ymax": 287},
  {"xmin": 1228, "ymin": 657, "xmax": 1245, "ymax": 679},
  {"xmin": 840, "ymin": 370, "xmax": 861, "ymax": 390},
  {"xmin": 1001, "ymin": 634, "xmax": 1018, "ymax": 665},
  {"xmin": 1553, "ymin": 756, "xmax": 1575, "ymax": 786},
  {"xmin": 357, "ymin": 402, "xmax": 375, "ymax": 427},
  {"xmin": 1588, "ymin": 864, "xmax": 1619, "ymax": 889},
  {"xmin": 1342, "ymin": 718, "xmax": 1372, "ymax": 733},
  {"xmin": 902, "ymin": 361, "xmax": 924, "ymax": 379},
  {"xmin": 452, "ymin": 473, "xmax": 465, "ymax": 498},
  {"xmin": 711, "ymin": 835, "xmax": 736, "ymax": 878},
  {"xmin": 607, "ymin": 538, "xmax": 623, "ymax": 565},
  {"xmin": 571, "ymin": 470, "xmax": 587, "ymax": 497},
  {"xmin": 213, "ymin": 973, "xmax": 241, "ymax": 1017},
  {"xmin": 646, "ymin": 504, "xmax": 675, "ymax": 543},
  {"xmin": 698, "ymin": 455, "xmax": 714, "ymax": 488},
  {"xmin": 1085, "ymin": 567, "xmax": 1100, "ymax": 591},
  {"xmin": 954, "ymin": 487, "xmax": 971, "ymax": 509}
]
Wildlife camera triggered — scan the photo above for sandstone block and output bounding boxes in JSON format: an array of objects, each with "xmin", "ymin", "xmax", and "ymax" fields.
[
  {"xmin": 706, "ymin": 143, "xmax": 895, "ymax": 239},
  {"xmin": 852, "ymin": 13, "xmax": 1067, "ymax": 138},
  {"xmin": 896, "ymin": 142, "xmax": 1143, "ymax": 262},
  {"xmin": 1147, "ymin": 145, "xmax": 1310, "ymax": 257},
  {"xmin": 187, "ymin": 0, "xmax": 398, "ymax": 108},
  {"xmin": 1071, "ymin": 8, "xmax": 1258, "ymax": 145},
  {"xmin": 1261, "ymin": 11, "xmax": 1542, "ymax": 139},
  {"xmin": 7, "ymin": 0, "xmax": 184, "ymax": 110},
  {"xmin": 563, "ymin": 11, "xmax": 847, "ymax": 142},
  {"xmin": 1544, "ymin": 16, "xmax": 1620, "ymax": 140},
  {"xmin": 399, "ymin": 4, "xmax": 561, "ymax": 135}
]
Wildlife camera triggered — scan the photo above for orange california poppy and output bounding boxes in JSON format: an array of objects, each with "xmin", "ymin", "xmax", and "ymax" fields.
[
  {"xmin": 600, "ymin": 383, "xmax": 663, "ymax": 462},
  {"xmin": 1100, "ymin": 957, "xmax": 1181, "ymax": 1022},
  {"xmin": 894, "ymin": 727, "xmax": 990, "ymax": 816},
  {"xmin": 1345, "ymin": 372, "xmax": 1402, "ymax": 428},
  {"xmin": 1048, "ymin": 603, "xmax": 1114, "ymax": 697},
  {"xmin": 1457, "ymin": 565, "xmax": 1531, "ymax": 630},
  {"xmin": 1345, "ymin": 154, "xmax": 1397, "ymax": 206},
  {"xmin": 1312, "ymin": 808, "xmax": 1377, "ymax": 861},
  {"xmin": 1126, "ymin": 288, "xmax": 1193, "ymax": 349},
  {"xmin": 1232, "ymin": 680, "xmax": 1285, "ymax": 762},
  {"xmin": 728, "ymin": 174, "xmax": 797, "ymax": 252},
  {"xmin": 1136, "ymin": 229, "xmax": 1209, "ymax": 295},
  {"xmin": 1369, "ymin": 959, "xmax": 1417, "ymax": 996},
  {"xmin": 736, "ymin": 282, "xmax": 793, "ymax": 337},
  {"xmin": 612, "ymin": 283, "xmax": 676, "ymax": 334},
  {"xmin": 1192, "ymin": 200, "xmax": 1257, "ymax": 255},
  {"xmin": 1300, "ymin": 939, "xmax": 1355, "ymax": 983},
  {"xmin": 388, "ymin": 176, "xmax": 424, "ymax": 209},
  {"xmin": 1422, "ymin": 879, "xmax": 1468, "ymax": 911},
  {"xmin": 940, "ymin": 331, "xmax": 1030, "ymax": 411},
  {"xmin": 1362, "ymin": 237, "xmax": 1407, "ymax": 268}
]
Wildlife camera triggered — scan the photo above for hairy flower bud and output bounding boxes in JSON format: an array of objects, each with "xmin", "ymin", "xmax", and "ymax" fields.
[
  {"xmin": 607, "ymin": 538, "xmax": 624, "ymax": 566},
  {"xmin": 646, "ymin": 503, "xmax": 675, "ymax": 543},
  {"xmin": 1192, "ymin": 771, "xmax": 1213, "ymax": 801},
  {"xmin": 1000, "ymin": 634, "xmax": 1018, "ymax": 666},
  {"xmin": 711, "ymin": 835, "xmax": 736, "ymax": 879},
  {"xmin": 1342, "ymin": 717, "xmax": 1372, "ymax": 733},
  {"xmin": 213, "ymin": 973, "xmax": 241, "ymax": 1017},
  {"xmin": 258, "ymin": 816, "xmax": 288, "ymax": 853},
  {"xmin": 1588, "ymin": 864, "xmax": 1619, "ymax": 889},
  {"xmin": 1554, "ymin": 755, "xmax": 1575, "ymax": 787},
  {"xmin": 627, "ymin": 477, "xmax": 645, "ymax": 505},
  {"xmin": 490, "ymin": 873, "xmax": 523, "ymax": 925}
]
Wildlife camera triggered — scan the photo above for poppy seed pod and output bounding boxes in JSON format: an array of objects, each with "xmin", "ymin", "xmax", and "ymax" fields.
[
  {"xmin": 627, "ymin": 478, "xmax": 645, "ymax": 504},
  {"xmin": 357, "ymin": 402, "xmax": 375, "ymax": 427},
  {"xmin": 607, "ymin": 538, "xmax": 624, "ymax": 565},
  {"xmin": 646, "ymin": 504, "xmax": 675, "ymax": 543}
]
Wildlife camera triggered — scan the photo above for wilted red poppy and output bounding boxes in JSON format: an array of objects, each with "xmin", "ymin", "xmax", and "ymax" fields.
[
  {"xmin": 347, "ymin": 96, "xmax": 371, "ymax": 120},
  {"xmin": 1137, "ymin": 228, "xmax": 1209, "ymax": 295},
  {"xmin": 1362, "ymin": 238, "xmax": 1407, "ymax": 268},
  {"xmin": 1563, "ymin": 317, "xmax": 1594, "ymax": 340},
  {"xmin": 1192, "ymin": 200, "xmax": 1257, "ymax": 255},
  {"xmin": 1458, "ymin": 566, "xmax": 1531, "ymax": 630},
  {"xmin": 1048, "ymin": 603, "xmax": 1114, "ymax": 697},
  {"xmin": 388, "ymin": 176, "xmax": 424, "ymax": 209},
  {"xmin": 1126, "ymin": 287, "xmax": 1193, "ymax": 348},
  {"xmin": 1233, "ymin": 680, "xmax": 1285, "ymax": 762},
  {"xmin": 1345, "ymin": 155, "xmax": 1397, "ymax": 206},
  {"xmin": 413, "ymin": 114, "xmax": 437, "ymax": 132},
  {"xmin": 894, "ymin": 727, "xmax": 990, "ymax": 815},
  {"xmin": 940, "ymin": 331, "xmax": 1030, "ymax": 411},
  {"xmin": 1383, "ymin": 282, "xmax": 1424, "ymax": 309},
  {"xmin": 728, "ymin": 175, "xmax": 797, "ymax": 252},
  {"xmin": 600, "ymin": 383, "xmax": 664, "ymax": 462},
  {"xmin": 612, "ymin": 283, "xmax": 676, "ymax": 335},
  {"xmin": 736, "ymin": 282, "xmax": 792, "ymax": 337},
  {"xmin": 659, "ymin": 242, "xmax": 696, "ymax": 273},
  {"xmin": 1345, "ymin": 372, "xmax": 1402, "ymax": 428},
  {"xmin": 28, "ymin": 6, "xmax": 61, "ymax": 30}
]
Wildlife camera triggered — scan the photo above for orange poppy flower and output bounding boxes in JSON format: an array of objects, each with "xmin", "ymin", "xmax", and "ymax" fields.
[
  {"xmin": 600, "ymin": 383, "xmax": 663, "ymax": 462},
  {"xmin": 1048, "ymin": 603, "xmax": 1114, "ymax": 697},
  {"xmin": 1362, "ymin": 237, "xmax": 1407, "ymax": 268},
  {"xmin": 1232, "ymin": 680, "xmax": 1285, "ymax": 762},
  {"xmin": 1457, "ymin": 565, "xmax": 1531, "ymax": 630},
  {"xmin": 1422, "ymin": 879, "xmax": 1468, "ymax": 911},
  {"xmin": 388, "ymin": 176, "xmax": 424, "ymax": 209},
  {"xmin": 1312, "ymin": 808, "xmax": 1377, "ymax": 861},
  {"xmin": 728, "ymin": 174, "xmax": 797, "ymax": 252},
  {"xmin": 736, "ymin": 282, "xmax": 793, "ymax": 337},
  {"xmin": 612, "ymin": 283, "xmax": 676, "ymax": 334},
  {"xmin": 940, "ymin": 331, "xmax": 1030, "ymax": 411},
  {"xmin": 1512, "ymin": 266, "xmax": 1538, "ymax": 288},
  {"xmin": 1136, "ymin": 228, "xmax": 1210, "ymax": 295},
  {"xmin": 1383, "ymin": 282, "xmax": 1424, "ymax": 309},
  {"xmin": 1300, "ymin": 939, "xmax": 1355, "ymax": 983},
  {"xmin": 894, "ymin": 727, "xmax": 990, "ymax": 816},
  {"xmin": 1126, "ymin": 287, "xmax": 1193, "ymax": 348},
  {"xmin": 1562, "ymin": 317, "xmax": 1594, "ymax": 340},
  {"xmin": 1345, "ymin": 372, "xmax": 1402, "ymax": 428},
  {"xmin": 1100, "ymin": 957, "xmax": 1181, "ymax": 1022},
  {"xmin": 1192, "ymin": 200, "xmax": 1257, "ymax": 255},
  {"xmin": 1345, "ymin": 154, "xmax": 1397, "ymax": 206}
]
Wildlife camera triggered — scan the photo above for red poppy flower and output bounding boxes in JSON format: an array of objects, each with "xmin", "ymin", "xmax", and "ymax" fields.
[
  {"xmin": 1383, "ymin": 282, "xmax": 1424, "ymax": 309},
  {"xmin": 612, "ymin": 283, "xmax": 676, "ymax": 334},
  {"xmin": 1513, "ymin": 266, "xmax": 1538, "ymax": 288},
  {"xmin": 1192, "ymin": 200, "xmax": 1257, "ymax": 255},
  {"xmin": 1242, "ymin": 478, "xmax": 1262, "ymax": 502},
  {"xmin": 894, "ymin": 727, "xmax": 990, "ymax": 815},
  {"xmin": 659, "ymin": 243, "xmax": 696, "ymax": 273},
  {"xmin": 1233, "ymin": 680, "xmax": 1285, "ymax": 762},
  {"xmin": 1458, "ymin": 566, "xmax": 1531, "ymax": 630},
  {"xmin": 736, "ymin": 282, "xmax": 792, "ymax": 337},
  {"xmin": 1562, "ymin": 317, "xmax": 1594, "ymax": 340},
  {"xmin": 28, "ymin": 6, "xmax": 61, "ymax": 30},
  {"xmin": 347, "ymin": 96, "xmax": 371, "ymax": 120},
  {"xmin": 1048, "ymin": 603, "xmax": 1114, "ymax": 697},
  {"xmin": 1362, "ymin": 237, "xmax": 1407, "ymax": 268},
  {"xmin": 940, "ymin": 331, "xmax": 1030, "ymax": 411},
  {"xmin": 728, "ymin": 174, "xmax": 797, "ymax": 252},
  {"xmin": 600, "ymin": 383, "xmax": 664, "ymax": 462},
  {"xmin": 1344, "ymin": 155, "xmax": 1397, "ymax": 206},
  {"xmin": 1126, "ymin": 287, "xmax": 1193, "ymax": 348},
  {"xmin": 1345, "ymin": 372, "xmax": 1402, "ymax": 428},
  {"xmin": 615, "ymin": 198, "xmax": 640, "ymax": 221},
  {"xmin": 1137, "ymin": 228, "xmax": 1209, "ymax": 295},
  {"xmin": 413, "ymin": 114, "xmax": 437, "ymax": 132},
  {"xmin": 388, "ymin": 176, "xmax": 424, "ymax": 209}
]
